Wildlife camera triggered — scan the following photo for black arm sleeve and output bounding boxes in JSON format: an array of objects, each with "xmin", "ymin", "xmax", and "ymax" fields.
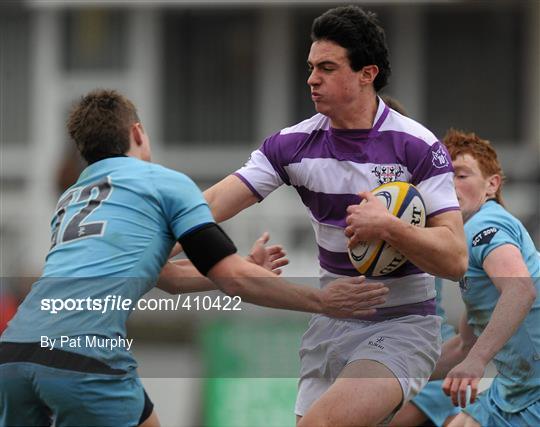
[{"xmin": 178, "ymin": 223, "xmax": 237, "ymax": 276}]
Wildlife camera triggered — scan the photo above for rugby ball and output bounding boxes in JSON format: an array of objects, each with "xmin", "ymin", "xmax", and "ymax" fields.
[{"xmin": 348, "ymin": 182, "xmax": 426, "ymax": 276}]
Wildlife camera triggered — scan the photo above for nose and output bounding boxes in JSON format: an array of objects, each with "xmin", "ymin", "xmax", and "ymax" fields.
[{"xmin": 307, "ymin": 69, "xmax": 320, "ymax": 87}]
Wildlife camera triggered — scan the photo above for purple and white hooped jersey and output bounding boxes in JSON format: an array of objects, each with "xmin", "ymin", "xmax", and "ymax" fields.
[{"xmin": 235, "ymin": 98, "xmax": 460, "ymax": 306}]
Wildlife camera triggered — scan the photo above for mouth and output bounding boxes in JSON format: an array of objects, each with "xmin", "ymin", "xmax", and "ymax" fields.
[{"xmin": 311, "ymin": 93, "xmax": 322, "ymax": 101}]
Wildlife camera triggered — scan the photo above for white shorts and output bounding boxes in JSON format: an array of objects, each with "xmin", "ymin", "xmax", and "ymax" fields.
[{"xmin": 294, "ymin": 314, "xmax": 442, "ymax": 416}]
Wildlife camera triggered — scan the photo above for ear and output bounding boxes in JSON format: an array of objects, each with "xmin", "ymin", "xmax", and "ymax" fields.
[
  {"xmin": 486, "ymin": 174, "xmax": 501, "ymax": 198},
  {"xmin": 131, "ymin": 122, "xmax": 144, "ymax": 147},
  {"xmin": 358, "ymin": 65, "xmax": 379, "ymax": 86}
]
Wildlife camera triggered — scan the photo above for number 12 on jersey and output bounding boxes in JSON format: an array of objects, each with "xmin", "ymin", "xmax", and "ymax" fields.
[{"xmin": 50, "ymin": 176, "xmax": 113, "ymax": 249}]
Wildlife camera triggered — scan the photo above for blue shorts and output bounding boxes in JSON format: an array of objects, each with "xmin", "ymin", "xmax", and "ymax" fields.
[
  {"xmin": 464, "ymin": 390, "xmax": 540, "ymax": 427},
  {"xmin": 0, "ymin": 343, "xmax": 151, "ymax": 426},
  {"xmin": 411, "ymin": 380, "xmax": 460, "ymax": 427}
]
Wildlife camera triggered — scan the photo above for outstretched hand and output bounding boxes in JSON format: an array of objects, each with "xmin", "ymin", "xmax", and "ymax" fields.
[
  {"xmin": 321, "ymin": 276, "xmax": 389, "ymax": 318},
  {"xmin": 246, "ymin": 232, "xmax": 289, "ymax": 275},
  {"xmin": 442, "ymin": 356, "xmax": 485, "ymax": 407}
]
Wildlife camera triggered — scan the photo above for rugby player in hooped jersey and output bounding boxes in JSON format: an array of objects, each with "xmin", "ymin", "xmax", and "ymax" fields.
[
  {"xmin": 428, "ymin": 130, "xmax": 540, "ymax": 427},
  {"xmin": 203, "ymin": 5, "xmax": 467, "ymax": 426}
]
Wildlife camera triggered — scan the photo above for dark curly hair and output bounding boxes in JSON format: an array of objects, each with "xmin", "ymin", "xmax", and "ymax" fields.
[
  {"xmin": 67, "ymin": 89, "xmax": 140, "ymax": 164},
  {"xmin": 311, "ymin": 5, "xmax": 391, "ymax": 92}
]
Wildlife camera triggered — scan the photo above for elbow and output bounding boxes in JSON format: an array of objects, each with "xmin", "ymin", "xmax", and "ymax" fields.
[
  {"xmin": 524, "ymin": 283, "xmax": 537, "ymax": 307},
  {"xmin": 444, "ymin": 247, "xmax": 468, "ymax": 282},
  {"xmin": 454, "ymin": 256, "xmax": 469, "ymax": 281}
]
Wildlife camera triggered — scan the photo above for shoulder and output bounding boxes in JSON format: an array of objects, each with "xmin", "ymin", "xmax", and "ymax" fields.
[
  {"xmin": 379, "ymin": 109, "xmax": 439, "ymax": 147},
  {"xmin": 260, "ymin": 113, "xmax": 330, "ymax": 163},
  {"xmin": 144, "ymin": 162, "xmax": 195, "ymax": 186},
  {"xmin": 466, "ymin": 202, "xmax": 520, "ymax": 247},
  {"xmin": 280, "ymin": 113, "xmax": 330, "ymax": 136}
]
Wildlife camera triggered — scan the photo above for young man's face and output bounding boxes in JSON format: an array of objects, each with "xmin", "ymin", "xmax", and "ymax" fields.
[
  {"xmin": 307, "ymin": 40, "xmax": 363, "ymax": 119},
  {"xmin": 452, "ymin": 153, "xmax": 494, "ymax": 222}
]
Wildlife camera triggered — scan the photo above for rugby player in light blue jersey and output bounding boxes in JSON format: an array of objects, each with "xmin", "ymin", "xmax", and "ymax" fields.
[
  {"xmin": 430, "ymin": 129, "xmax": 540, "ymax": 427},
  {"xmin": 0, "ymin": 90, "xmax": 389, "ymax": 427}
]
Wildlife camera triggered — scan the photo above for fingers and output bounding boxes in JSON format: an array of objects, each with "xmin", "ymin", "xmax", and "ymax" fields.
[
  {"xmin": 470, "ymin": 378, "xmax": 480, "ymax": 404},
  {"xmin": 352, "ymin": 308, "xmax": 376, "ymax": 317},
  {"xmin": 446, "ymin": 377, "xmax": 470, "ymax": 407},
  {"xmin": 357, "ymin": 287, "xmax": 388, "ymax": 300},
  {"xmin": 257, "ymin": 231, "xmax": 270, "ymax": 245},
  {"xmin": 271, "ymin": 258, "xmax": 289, "ymax": 269},
  {"xmin": 266, "ymin": 244, "xmax": 285, "ymax": 258},
  {"xmin": 358, "ymin": 191, "xmax": 373, "ymax": 200},
  {"xmin": 450, "ymin": 378, "xmax": 461, "ymax": 406},
  {"xmin": 442, "ymin": 376, "xmax": 452, "ymax": 397},
  {"xmin": 458, "ymin": 380, "xmax": 469, "ymax": 408}
]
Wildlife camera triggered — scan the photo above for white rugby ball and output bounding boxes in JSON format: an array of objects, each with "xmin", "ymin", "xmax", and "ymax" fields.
[{"xmin": 348, "ymin": 182, "xmax": 426, "ymax": 276}]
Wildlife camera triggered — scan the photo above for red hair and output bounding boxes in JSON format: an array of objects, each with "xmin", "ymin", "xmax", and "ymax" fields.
[{"xmin": 443, "ymin": 129, "xmax": 505, "ymax": 205}]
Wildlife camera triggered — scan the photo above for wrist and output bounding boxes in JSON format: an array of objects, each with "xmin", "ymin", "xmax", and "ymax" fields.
[
  {"xmin": 317, "ymin": 288, "xmax": 329, "ymax": 315},
  {"xmin": 380, "ymin": 214, "xmax": 401, "ymax": 242},
  {"xmin": 465, "ymin": 350, "xmax": 490, "ymax": 367}
]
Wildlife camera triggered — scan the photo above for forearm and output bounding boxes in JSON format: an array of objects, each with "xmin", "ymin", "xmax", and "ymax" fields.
[
  {"xmin": 209, "ymin": 257, "xmax": 323, "ymax": 313},
  {"xmin": 157, "ymin": 260, "xmax": 217, "ymax": 294},
  {"xmin": 431, "ymin": 335, "xmax": 471, "ymax": 380},
  {"xmin": 466, "ymin": 284, "xmax": 534, "ymax": 365},
  {"xmin": 208, "ymin": 254, "xmax": 386, "ymax": 317},
  {"xmin": 382, "ymin": 216, "xmax": 467, "ymax": 280}
]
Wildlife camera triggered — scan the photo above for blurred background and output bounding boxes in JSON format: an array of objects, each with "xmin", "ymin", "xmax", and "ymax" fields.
[{"xmin": 1, "ymin": 0, "xmax": 539, "ymax": 426}]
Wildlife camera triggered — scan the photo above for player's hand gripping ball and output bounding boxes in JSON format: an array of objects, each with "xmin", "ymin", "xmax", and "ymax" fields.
[{"xmin": 348, "ymin": 182, "xmax": 426, "ymax": 276}]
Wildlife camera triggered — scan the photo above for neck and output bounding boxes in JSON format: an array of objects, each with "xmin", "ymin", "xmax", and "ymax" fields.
[{"xmin": 330, "ymin": 92, "xmax": 378, "ymax": 129}]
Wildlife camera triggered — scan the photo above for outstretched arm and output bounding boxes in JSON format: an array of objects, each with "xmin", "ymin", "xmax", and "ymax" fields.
[
  {"xmin": 207, "ymin": 253, "xmax": 388, "ymax": 317},
  {"xmin": 158, "ymin": 232, "xmax": 288, "ymax": 294}
]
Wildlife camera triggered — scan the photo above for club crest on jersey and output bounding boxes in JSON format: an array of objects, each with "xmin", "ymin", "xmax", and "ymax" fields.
[
  {"xmin": 371, "ymin": 164, "xmax": 404, "ymax": 185},
  {"xmin": 432, "ymin": 146, "xmax": 449, "ymax": 169}
]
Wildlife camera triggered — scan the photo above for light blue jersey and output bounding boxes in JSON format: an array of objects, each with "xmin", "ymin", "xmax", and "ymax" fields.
[
  {"xmin": 435, "ymin": 278, "xmax": 457, "ymax": 342},
  {"xmin": 1, "ymin": 157, "xmax": 214, "ymax": 371},
  {"xmin": 461, "ymin": 200, "xmax": 540, "ymax": 413}
]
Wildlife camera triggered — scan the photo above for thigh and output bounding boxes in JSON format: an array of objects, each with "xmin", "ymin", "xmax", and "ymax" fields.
[
  {"xmin": 298, "ymin": 359, "xmax": 403, "ymax": 427},
  {"xmin": 388, "ymin": 402, "xmax": 430, "ymax": 427},
  {"xmin": 448, "ymin": 412, "xmax": 480, "ymax": 427},
  {"xmin": 348, "ymin": 315, "xmax": 442, "ymax": 404},
  {"xmin": 393, "ymin": 380, "xmax": 459, "ymax": 427},
  {"xmin": 0, "ymin": 363, "xmax": 52, "ymax": 426},
  {"xmin": 295, "ymin": 376, "xmax": 333, "ymax": 418}
]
